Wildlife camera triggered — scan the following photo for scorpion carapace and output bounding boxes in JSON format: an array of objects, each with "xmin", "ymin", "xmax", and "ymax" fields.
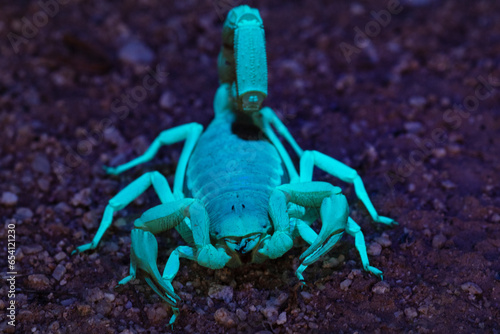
[{"xmin": 72, "ymin": 4, "xmax": 397, "ymax": 327}]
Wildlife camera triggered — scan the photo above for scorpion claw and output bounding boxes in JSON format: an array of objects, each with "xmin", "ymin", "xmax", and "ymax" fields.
[
  {"xmin": 197, "ymin": 245, "xmax": 231, "ymax": 269},
  {"xmin": 258, "ymin": 231, "xmax": 293, "ymax": 259}
]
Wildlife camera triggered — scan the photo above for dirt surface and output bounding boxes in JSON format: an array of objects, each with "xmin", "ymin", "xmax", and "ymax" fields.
[{"xmin": 1, "ymin": 0, "xmax": 499, "ymax": 333}]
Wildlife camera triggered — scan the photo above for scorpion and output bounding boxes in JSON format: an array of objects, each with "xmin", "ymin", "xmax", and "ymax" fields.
[{"xmin": 73, "ymin": 5, "xmax": 397, "ymax": 326}]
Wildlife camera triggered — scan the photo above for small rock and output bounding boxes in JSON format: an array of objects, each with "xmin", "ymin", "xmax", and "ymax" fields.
[
  {"xmin": 350, "ymin": 3, "xmax": 365, "ymax": 15},
  {"xmin": 23, "ymin": 245, "xmax": 43, "ymax": 255},
  {"xmin": 432, "ymin": 148, "xmax": 446, "ymax": 158},
  {"xmin": 146, "ymin": 305, "xmax": 168, "ymax": 324},
  {"xmin": 208, "ymin": 284, "xmax": 233, "ymax": 303},
  {"xmin": 261, "ymin": 305, "xmax": 278, "ymax": 322},
  {"xmin": 372, "ymin": 281, "xmax": 390, "ymax": 294},
  {"xmin": 54, "ymin": 251, "xmax": 67, "ymax": 262},
  {"xmin": 159, "ymin": 91, "xmax": 176, "ymax": 109},
  {"xmin": 236, "ymin": 308, "xmax": 247, "ymax": 321},
  {"xmin": 1, "ymin": 192, "xmax": 18, "ymax": 206},
  {"xmin": 15, "ymin": 207, "xmax": 33, "ymax": 220},
  {"xmin": 461, "ymin": 282, "xmax": 483, "ymax": 295},
  {"xmin": 491, "ymin": 213, "xmax": 500, "ymax": 223},
  {"xmin": 276, "ymin": 311, "xmax": 287, "ymax": 325},
  {"xmin": 214, "ymin": 308, "xmax": 237, "ymax": 328},
  {"xmin": 300, "ymin": 291, "xmax": 313, "ymax": 301},
  {"xmin": 55, "ymin": 202, "xmax": 72, "ymax": 213},
  {"xmin": 348, "ymin": 269, "xmax": 362, "ymax": 279},
  {"xmin": 432, "ymin": 234, "xmax": 447, "ymax": 249},
  {"xmin": 31, "ymin": 154, "xmax": 51, "ymax": 174},
  {"xmin": 367, "ymin": 242, "xmax": 382, "ymax": 256},
  {"xmin": 52, "ymin": 264, "xmax": 67, "ymax": 281},
  {"xmin": 340, "ymin": 279, "xmax": 352, "ymax": 291},
  {"xmin": 408, "ymin": 96, "xmax": 427, "ymax": 108},
  {"xmin": 375, "ymin": 233, "xmax": 392, "ymax": 247},
  {"xmin": 404, "ymin": 307, "xmax": 418, "ymax": 319},
  {"xmin": 440, "ymin": 180, "xmax": 457, "ymax": 190},
  {"xmin": 28, "ymin": 274, "xmax": 51, "ymax": 290},
  {"xmin": 118, "ymin": 40, "xmax": 155, "ymax": 65},
  {"xmin": 86, "ymin": 287, "xmax": 104, "ymax": 303},
  {"xmin": 404, "ymin": 121, "xmax": 424, "ymax": 133},
  {"xmin": 71, "ymin": 188, "xmax": 92, "ymax": 207},
  {"xmin": 323, "ymin": 256, "xmax": 340, "ymax": 269}
]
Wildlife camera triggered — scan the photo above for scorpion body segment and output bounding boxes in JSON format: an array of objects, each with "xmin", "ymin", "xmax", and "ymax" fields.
[
  {"xmin": 186, "ymin": 114, "xmax": 284, "ymax": 242},
  {"xmin": 72, "ymin": 5, "xmax": 397, "ymax": 327}
]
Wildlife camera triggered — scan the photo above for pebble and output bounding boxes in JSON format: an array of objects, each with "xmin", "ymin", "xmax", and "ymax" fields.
[
  {"xmin": 460, "ymin": 282, "xmax": 483, "ymax": 295},
  {"xmin": 23, "ymin": 245, "xmax": 43, "ymax": 255},
  {"xmin": 432, "ymin": 234, "xmax": 447, "ymax": 249},
  {"xmin": 15, "ymin": 207, "xmax": 33, "ymax": 220},
  {"xmin": 340, "ymin": 279, "xmax": 352, "ymax": 291},
  {"xmin": 404, "ymin": 121, "xmax": 424, "ymax": 133},
  {"xmin": 54, "ymin": 251, "xmax": 67, "ymax": 262},
  {"xmin": 214, "ymin": 308, "xmax": 237, "ymax": 328},
  {"xmin": 432, "ymin": 148, "xmax": 447, "ymax": 158},
  {"xmin": 31, "ymin": 154, "xmax": 51, "ymax": 174},
  {"xmin": 236, "ymin": 308, "xmax": 247, "ymax": 321},
  {"xmin": 159, "ymin": 91, "xmax": 176, "ymax": 109},
  {"xmin": 491, "ymin": 213, "xmax": 500, "ymax": 223},
  {"xmin": 28, "ymin": 274, "xmax": 51, "ymax": 290},
  {"xmin": 350, "ymin": 3, "xmax": 365, "ymax": 15},
  {"xmin": 276, "ymin": 311, "xmax": 287, "ymax": 325},
  {"xmin": 440, "ymin": 180, "xmax": 457, "ymax": 190},
  {"xmin": 71, "ymin": 188, "xmax": 92, "ymax": 207},
  {"xmin": 375, "ymin": 233, "xmax": 392, "ymax": 247},
  {"xmin": 372, "ymin": 281, "xmax": 390, "ymax": 294},
  {"xmin": 300, "ymin": 291, "xmax": 313, "ymax": 301},
  {"xmin": 408, "ymin": 96, "xmax": 427, "ymax": 108},
  {"xmin": 261, "ymin": 305, "xmax": 278, "ymax": 322},
  {"xmin": 118, "ymin": 40, "xmax": 154, "ymax": 65},
  {"xmin": 52, "ymin": 264, "xmax": 67, "ymax": 281},
  {"xmin": 86, "ymin": 287, "xmax": 104, "ymax": 303},
  {"xmin": 208, "ymin": 284, "xmax": 233, "ymax": 303},
  {"xmin": 367, "ymin": 242, "xmax": 382, "ymax": 256},
  {"xmin": 405, "ymin": 307, "xmax": 418, "ymax": 320},
  {"xmin": 323, "ymin": 255, "xmax": 342, "ymax": 268},
  {"xmin": 1, "ymin": 192, "xmax": 18, "ymax": 206}
]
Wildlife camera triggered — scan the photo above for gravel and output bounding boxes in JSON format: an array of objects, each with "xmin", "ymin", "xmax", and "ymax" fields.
[{"xmin": 2, "ymin": 1, "xmax": 499, "ymax": 333}]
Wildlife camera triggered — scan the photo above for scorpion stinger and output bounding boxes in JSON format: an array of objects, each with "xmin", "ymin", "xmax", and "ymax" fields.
[{"xmin": 218, "ymin": 5, "xmax": 267, "ymax": 115}]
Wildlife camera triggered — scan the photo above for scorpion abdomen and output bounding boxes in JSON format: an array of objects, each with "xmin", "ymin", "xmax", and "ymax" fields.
[{"xmin": 186, "ymin": 115, "xmax": 285, "ymax": 238}]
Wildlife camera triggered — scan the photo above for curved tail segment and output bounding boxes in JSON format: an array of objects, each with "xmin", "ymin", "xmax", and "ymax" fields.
[{"xmin": 218, "ymin": 5, "xmax": 268, "ymax": 114}]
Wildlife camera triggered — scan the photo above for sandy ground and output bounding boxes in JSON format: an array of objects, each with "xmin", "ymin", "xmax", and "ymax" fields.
[{"xmin": 0, "ymin": 0, "xmax": 499, "ymax": 333}]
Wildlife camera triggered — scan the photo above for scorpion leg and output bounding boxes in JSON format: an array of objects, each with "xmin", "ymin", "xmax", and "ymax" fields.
[
  {"xmin": 260, "ymin": 115, "xmax": 300, "ymax": 183},
  {"xmin": 72, "ymin": 171, "xmax": 173, "ymax": 254},
  {"xmin": 259, "ymin": 107, "xmax": 304, "ymax": 157},
  {"xmin": 299, "ymin": 150, "xmax": 397, "ymax": 225},
  {"xmin": 274, "ymin": 182, "xmax": 348, "ymax": 281},
  {"xmin": 118, "ymin": 229, "xmax": 180, "ymax": 327},
  {"xmin": 104, "ymin": 122, "xmax": 203, "ymax": 199},
  {"xmin": 346, "ymin": 217, "xmax": 383, "ymax": 279}
]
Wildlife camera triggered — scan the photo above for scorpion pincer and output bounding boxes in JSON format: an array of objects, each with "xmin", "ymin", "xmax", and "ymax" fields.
[{"xmin": 72, "ymin": 5, "xmax": 397, "ymax": 326}]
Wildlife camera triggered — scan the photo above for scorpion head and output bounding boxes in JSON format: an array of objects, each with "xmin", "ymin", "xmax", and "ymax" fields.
[{"xmin": 224, "ymin": 233, "xmax": 262, "ymax": 262}]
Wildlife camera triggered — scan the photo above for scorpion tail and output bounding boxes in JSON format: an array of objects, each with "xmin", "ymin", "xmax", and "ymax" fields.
[{"xmin": 218, "ymin": 5, "xmax": 268, "ymax": 114}]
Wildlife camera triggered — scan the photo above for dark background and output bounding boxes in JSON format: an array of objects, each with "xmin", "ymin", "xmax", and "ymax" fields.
[{"xmin": 0, "ymin": 0, "xmax": 499, "ymax": 333}]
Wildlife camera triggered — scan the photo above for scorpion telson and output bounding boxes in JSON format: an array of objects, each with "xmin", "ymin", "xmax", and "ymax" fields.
[{"xmin": 72, "ymin": 5, "xmax": 397, "ymax": 327}]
